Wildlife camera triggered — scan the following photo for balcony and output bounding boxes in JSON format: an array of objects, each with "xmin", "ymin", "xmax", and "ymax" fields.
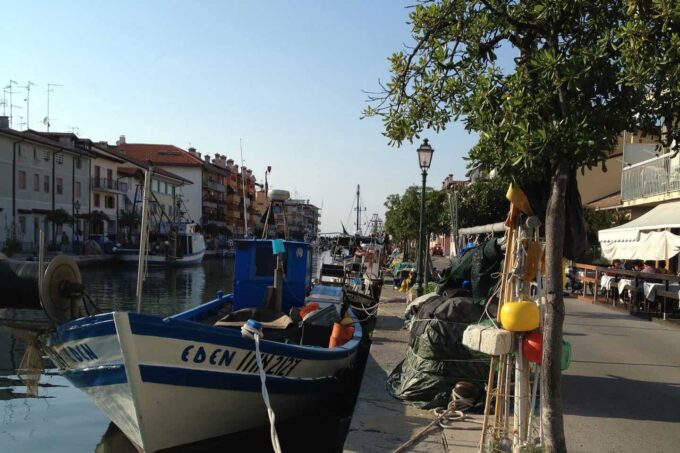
[
  {"xmin": 203, "ymin": 180, "xmax": 226, "ymax": 192},
  {"xmin": 92, "ymin": 177, "xmax": 128, "ymax": 193},
  {"xmin": 621, "ymin": 153, "xmax": 680, "ymax": 202}
]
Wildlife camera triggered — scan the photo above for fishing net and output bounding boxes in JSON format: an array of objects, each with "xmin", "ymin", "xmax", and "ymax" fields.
[{"xmin": 387, "ymin": 295, "xmax": 491, "ymax": 409}]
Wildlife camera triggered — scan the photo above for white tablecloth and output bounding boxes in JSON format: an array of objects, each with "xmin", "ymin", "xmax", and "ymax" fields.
[
  {"xmin": 643, "ymin": 282, "xmax": 680, "ymax": 302},
  {"xmin": 600, "ymin": 275, "xmax": 617, "ymax": 290},
  {"xmin": 618, "ymin": 278, "xmax": 634, "ymax": 295}
]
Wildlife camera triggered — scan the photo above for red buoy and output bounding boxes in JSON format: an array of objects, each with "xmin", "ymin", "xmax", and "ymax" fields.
[{"xmin": 522, "ymin": 332, "xmax": 543, "ymax": 363}]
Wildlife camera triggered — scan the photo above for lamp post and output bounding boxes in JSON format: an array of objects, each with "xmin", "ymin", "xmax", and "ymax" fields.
[
  {"xmin": 73, "ymin": 199, "xmax": 80, "ymax": 254},
  {"xmin": 416, "ymin": 139, "xmax": 434, "ymax": 297}
]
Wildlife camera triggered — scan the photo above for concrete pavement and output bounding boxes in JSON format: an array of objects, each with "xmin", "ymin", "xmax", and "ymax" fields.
[
  {"xmin": 344, "ymin": 274, "xmax": 680, "ymax": 452},
  {"xmin": 562, "ymin": 298, "xmax": 680, "ymax": 453}
]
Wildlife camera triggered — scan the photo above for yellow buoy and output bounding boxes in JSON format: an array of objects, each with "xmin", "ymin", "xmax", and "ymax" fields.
[{"xmin": 499, "ymin": 300, "xmax": 540, "ymax": 332}]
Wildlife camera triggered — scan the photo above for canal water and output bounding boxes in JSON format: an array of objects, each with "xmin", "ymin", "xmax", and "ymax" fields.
[
  {"xmin": 0, "ymin": 252, "xmax": 357, "ymax": 453},
  {"xmin": 0, "ymin": 259, "xmax": 235, "ymax": 453}
]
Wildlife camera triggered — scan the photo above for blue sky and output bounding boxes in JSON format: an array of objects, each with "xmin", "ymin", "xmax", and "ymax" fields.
[{"xmin": 3, "ymin": 0, "xmax": 484, "ymax": 233}]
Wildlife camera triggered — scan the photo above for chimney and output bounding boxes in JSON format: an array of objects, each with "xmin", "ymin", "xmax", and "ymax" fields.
[
  {"xmin": 0, "ymin": 116, "xmax": 9, "ymax": 129},
  {"xmin": 227, "ymin": 158, "xmax": 234, "ymax": 167},
  {"xmin": 204, "ymin": 154, "xmax": 210, "ymax": 162},
  {"xmin": 188, "ymin": 147, "xmax": 197, "ymax": 155},
  {"xmin": 116, "ymin": 134, "xmax": 126, "ymax": 145}
]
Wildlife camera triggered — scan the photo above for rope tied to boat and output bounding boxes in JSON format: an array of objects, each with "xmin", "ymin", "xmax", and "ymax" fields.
[{"xmin": 241, "ymin": 319, "xmax": 283, "ymax": 453}]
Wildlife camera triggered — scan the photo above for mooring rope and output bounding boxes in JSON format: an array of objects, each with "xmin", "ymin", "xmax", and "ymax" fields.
[
  {"xmin": 392, "ymin": 388, "xmax": 484, "ymax": 453},
  {"xmin": 242, "ymin": 320, "xmax": 283, "ymax": 453}
]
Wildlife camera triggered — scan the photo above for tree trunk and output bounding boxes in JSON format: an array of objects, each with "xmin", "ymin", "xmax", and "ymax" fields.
[{"xmin": 541, "ymin": 165, "xmax": 568, "ymax": 453}]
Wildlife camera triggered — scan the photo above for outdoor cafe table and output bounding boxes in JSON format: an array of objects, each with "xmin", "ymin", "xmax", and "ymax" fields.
[
  {"xmin": 600, "ymin": 274, "xmax": 617, "ymax": 291},
  {"xmin": 643, "ymin": 281, "xmax": 680, "ymax": 303},
  {"xmin": 617, "ymin": 278, "xmax": 635, "ymax": 296}
]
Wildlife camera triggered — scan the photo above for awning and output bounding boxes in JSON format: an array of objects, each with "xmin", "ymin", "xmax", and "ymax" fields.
[{"xmin": 598, "ymin": 201, "xmax": 680, "ymax": 260}]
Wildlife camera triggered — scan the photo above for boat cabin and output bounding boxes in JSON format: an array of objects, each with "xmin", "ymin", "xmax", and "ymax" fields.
[{"xmin": 233, "ymin": 239, "xmax": 312, "ymax": 312}]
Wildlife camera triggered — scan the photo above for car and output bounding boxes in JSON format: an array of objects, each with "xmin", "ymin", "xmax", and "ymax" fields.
[{"xmin": 431, "ymin": 244, "xmax": 444, "ymax": 256}]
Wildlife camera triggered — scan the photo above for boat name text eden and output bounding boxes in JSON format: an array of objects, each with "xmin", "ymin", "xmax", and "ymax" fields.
[{"xmin": 181, "ymin": 344, "xmax": 303, "ymax": 377}]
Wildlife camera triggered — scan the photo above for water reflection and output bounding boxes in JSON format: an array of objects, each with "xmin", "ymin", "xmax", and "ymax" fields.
[{"xmin": 1, "ymin": 258, "xmax": 234, "ymax": 453}]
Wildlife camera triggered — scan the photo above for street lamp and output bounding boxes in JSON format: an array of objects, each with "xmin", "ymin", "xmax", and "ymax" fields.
[
  {"xmin": 416, "ymin": 139, "xmax": 434, "ymax": 296},
  {"xmin": 73, "ymin": 199, "xmax": 81, "ymax": 254}
]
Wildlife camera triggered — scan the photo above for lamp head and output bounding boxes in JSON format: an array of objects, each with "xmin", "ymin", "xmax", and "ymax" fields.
[{"xmin": 417, "ymin": 139, "xmax": 434, "ymax": 170}]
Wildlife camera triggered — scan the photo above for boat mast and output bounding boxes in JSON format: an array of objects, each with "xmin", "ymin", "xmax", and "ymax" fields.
[
  {"xmin": 136, "ymin": 165, "xmax": 153, "ymax": 312},
  {"xmin": 355, "ymin": 184, "xmax": 360, "ymax": 234},
  {"xmin": 240, "ymin": 139, "xmax": 248, "ymax": 238}
]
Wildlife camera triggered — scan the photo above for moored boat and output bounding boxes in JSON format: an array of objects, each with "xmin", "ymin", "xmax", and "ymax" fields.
[
  {"xmin": 115, "ymin": 222, "xmax": 206, "ymax": 267},
  {"xmin": 41, "ymin": 239, "xmax": 362, "ymax": 452}
]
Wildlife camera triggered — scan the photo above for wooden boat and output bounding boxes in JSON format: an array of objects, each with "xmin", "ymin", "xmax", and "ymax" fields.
[{"xmin": 41, "ymin": 239, "xmax": 362, "ymax": 452}]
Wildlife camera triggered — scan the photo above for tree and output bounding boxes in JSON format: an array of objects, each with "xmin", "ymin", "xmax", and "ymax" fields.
[
  {"xmin": 46, "ymin": 208, "xmax": 73, "ymax": 243},
  {"xmin": 364, "ymin": 2, "xmax": 660, "ymax": 450},
  {"xmin": 384, "ymin": 186, "xmax": 450, "ymax": 248},
  {"xmin": 456, "ymin": 178, "xmax": 511, "ymax": 229}
]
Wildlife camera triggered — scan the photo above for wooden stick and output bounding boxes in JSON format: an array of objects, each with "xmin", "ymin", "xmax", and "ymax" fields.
[{"xmin": 479, "ymin": 356, "xmax": 496, "ymax": 452}]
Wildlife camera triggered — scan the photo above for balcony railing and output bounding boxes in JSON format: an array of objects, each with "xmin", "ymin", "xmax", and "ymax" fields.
[
  {"xmin": 203, "ymin": 180, "xmax": 226, "ymax": 192},
  {"xmin": 621, "ymin": 154, "xmax": 680, "ymax": 201},
  {"xmin": 92, "ymin": 177, "xmax": 128, "ymax": 193}
]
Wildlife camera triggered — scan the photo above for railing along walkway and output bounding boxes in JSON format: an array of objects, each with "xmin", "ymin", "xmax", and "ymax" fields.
[{"xmin": 571, "ymin": 263, "xmax": 680, "ymax": 320}]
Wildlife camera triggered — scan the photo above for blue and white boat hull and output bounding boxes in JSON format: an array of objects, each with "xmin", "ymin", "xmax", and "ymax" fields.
[{"xmin": 43, "ymin": 305, "xmax": 361, "ymax": 452}]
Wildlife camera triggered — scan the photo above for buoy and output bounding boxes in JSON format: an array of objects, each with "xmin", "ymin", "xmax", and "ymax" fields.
[
  {"xmin": 499, "ymin": 300, "xmax": 540, "ymax": 332},
  {"xmin": 522, "ymin": 332, "xmax": 543, "ymax": 363},
  {"xmin": 328, "ymin": 322, "xmax": 355, "ymax": 348}
]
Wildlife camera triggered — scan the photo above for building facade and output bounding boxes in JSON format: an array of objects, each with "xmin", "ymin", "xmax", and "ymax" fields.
[{"xmin": 0, "ymin": 119, "xmax": 92, "ymax": 252}]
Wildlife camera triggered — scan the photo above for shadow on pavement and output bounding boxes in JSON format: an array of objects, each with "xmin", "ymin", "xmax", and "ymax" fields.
[{"xmin": 563, "ymin": 374, "xmax": 680, "ymax": 423}]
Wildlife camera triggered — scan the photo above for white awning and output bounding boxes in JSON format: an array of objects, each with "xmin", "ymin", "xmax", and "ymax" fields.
[{"xmin": 598, "ymin": 201, "xmax": 680, "ymax": 260}]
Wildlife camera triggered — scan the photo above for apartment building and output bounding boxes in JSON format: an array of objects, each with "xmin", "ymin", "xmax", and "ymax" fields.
[{"xmin": 0, "ymin": 118, "xmax": 92, "ymax": 252}]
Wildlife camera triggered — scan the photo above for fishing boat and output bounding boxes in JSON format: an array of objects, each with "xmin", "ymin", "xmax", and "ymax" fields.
[
  {"xmin": 40, "ymin": 239, "xmax": 362, "ymax": 452},
  {"xmin": 114, "ymin": 221, "xmax": 206, "ymax": 266}
]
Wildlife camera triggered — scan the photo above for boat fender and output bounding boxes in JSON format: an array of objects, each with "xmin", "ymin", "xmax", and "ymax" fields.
[{"xmin": 328, "ymin": 322, "xmax": 355, "ymax": 348}]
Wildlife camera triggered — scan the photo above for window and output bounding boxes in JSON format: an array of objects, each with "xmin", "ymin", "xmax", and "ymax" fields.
[
  {"xmin": 152, "ymin": 179, "xmax": 159, "ymax": 192},
  {"xmin": 34, "ymin": 174, "xmax": 40, "ymax": 191},
  {"xmin": 94, "ymin": 193, "xmax": 100, "ymax": 207},
  {"xmin": 42, "ymin": 150, "xmax": 50, "ymax": 162},
  {"xmin": 33, "ymin": 147, "xmax": 38, "ymax": 161},
  {"xmin": 75, "ymin": 181, "xmax": 81, "ymax": 198},
  {"xmin": 105, "ymin": 196, "xmax": 115, "ymax": 209},
  {"xmin": 56, "ymin": 153, "xmax": 64, "ymax": 165},
  {"xmin": 161, "ymin": 181, "xmax": 167, "ymax": 194},
  {"xmin": 18, "ymin": 217, "xmax": 26, "ymax": 235},
  {"xmin": 18, "ymin": 171, "xmax": 26, "ymax": 189},
  {"xmin": 56, "ymin": 177, "xmax": 63, "ymax": 194},
  {"xmin": 75, "ymin": 157, "xmax": 82, "ymax": 169},
  {"xmin": 17, "ymin": 145, "xmax": 22, "ymax": 158},
  {"xmin": 44, "ymin": 175, "xmax": 50, "ymax": 193}
]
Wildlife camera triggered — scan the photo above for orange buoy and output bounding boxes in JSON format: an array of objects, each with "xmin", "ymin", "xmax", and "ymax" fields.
[
  {"xmin": 522, "ymin": 332, "xmax": 543, "ymax": 363},
  {"xmin": 328, "ymin": 322, "xmax": 355, "ymax": 348}
]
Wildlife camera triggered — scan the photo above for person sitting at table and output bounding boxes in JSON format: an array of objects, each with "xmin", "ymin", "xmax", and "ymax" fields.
[
  {"xmin": 657, "ymin": 261, "xmax": 669, "ymax": 274},
  {"xmin": 606, "ymin": 259, "xmax": 622, "ymax": 277},
  {"xmin": 642, "ymin": 260, "xmax": 657, "ymax": 274}
]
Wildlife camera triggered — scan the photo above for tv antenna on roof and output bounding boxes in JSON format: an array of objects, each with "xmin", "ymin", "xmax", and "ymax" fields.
[
  {"xmin": 22, "ymin": 81, "xmax": 37, "ymax": 129},
  {"xmin": 45, "ymin": 83, "xmax": 63, "ymax": 132},
  {"xmin": 5, "ymin": 80, "xmax": 18, "ymax": 127}
]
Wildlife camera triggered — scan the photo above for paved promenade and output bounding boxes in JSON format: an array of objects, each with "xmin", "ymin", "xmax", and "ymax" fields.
[{"xmin": 344, "ymin": 286, "xmax": 680, "ymax": 452}]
